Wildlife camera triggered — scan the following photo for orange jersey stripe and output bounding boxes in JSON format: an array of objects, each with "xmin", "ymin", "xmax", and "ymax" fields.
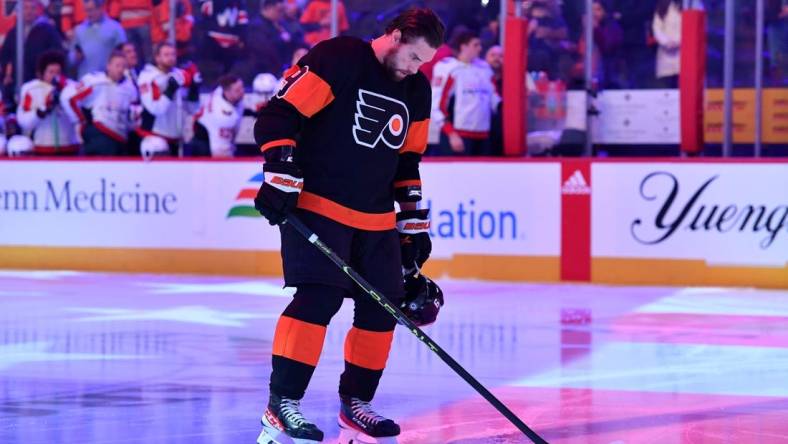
[
  {"xmin": 297, "ymin": 191, "xmax": 395, "ymax": 231},
  {"xmin": 401, "ymin": 119, "xmax": 429, "ymax": 154},
  {"xmin": 393, "ymin": 179, "xmax": 422, "ymax": 189},
  {"xmin": 271, "ymin": 316, "xmax": 327, "ymax": 366},
  {"xmin": 260, "ymin": 138, "xmax": 297, "ymax": 153},
  {"xmin": 281, "ymin": 70, "xmax": 335, "ymax": 118},
  {"xmin": 344, "ymin": 327, "xmax": 394, "ymax": 371}
]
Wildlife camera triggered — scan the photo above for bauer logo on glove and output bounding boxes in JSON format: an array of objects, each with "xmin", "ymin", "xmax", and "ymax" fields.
[
  {"xmin": 255, "ymin": 145, "xmax": 303, "ymax": 226},
  {"xmin": 397, "ymin": 209, "xmax": 432, "ymax": 269}
]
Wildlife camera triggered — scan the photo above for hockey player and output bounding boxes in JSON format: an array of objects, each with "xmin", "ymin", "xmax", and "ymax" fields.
[
  {"xmin": 63, "ymin": 51, "xmax": 138, "ymax": 155},
  {"xmin": 252, "ymin": 8, "xmax": 444, "ymax": 444},
  {"xmin": 137, "ymin": 42, "xmax": 201, "ymax": 156},
  {"xmin": 192, "ymin": 74, "xmax": 244, "ymax": 157},
  {"xmin": 16, "ymin": 51, "xmax": 80, "ymax": 156},
  {"xmin": 117, "ymin": 42, "xmax": 144, "ymax": 156},
  {"xmin": 430, "ymin": 29, "xmax": 500, "ymax": 156},
  {"xmin": 235, "ymin": 72, "xmax": 278, "ymax": 156}
]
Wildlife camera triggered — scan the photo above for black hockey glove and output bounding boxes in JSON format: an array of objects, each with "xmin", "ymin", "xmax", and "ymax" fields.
[
  {"xmin": 164, "ymin": 76, "xmax": 180, "ymax": 98},
  {"xmin": 397, "ymin": 209, "xmax": 432, "ymax": 269},
  {"xmin": 37, "ymin": 91, "xmax": 59, "ymax": 117},
  {"xmin": 254, "ymin": 146, "xmax": 302, "ymax": 225}
]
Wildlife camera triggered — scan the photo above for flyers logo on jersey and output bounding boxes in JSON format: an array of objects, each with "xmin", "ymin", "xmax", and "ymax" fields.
[{"xmin": 353, "ymin": 89, "xmax": 410, "ymax": 150}]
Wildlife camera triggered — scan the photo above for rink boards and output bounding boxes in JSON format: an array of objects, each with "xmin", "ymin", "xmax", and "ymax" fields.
[{"xmin": 0, "ymin": 158, "xmax": 785, "ymax": 288}]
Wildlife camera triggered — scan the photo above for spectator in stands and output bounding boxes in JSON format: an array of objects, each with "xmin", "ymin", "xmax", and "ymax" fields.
[
  {"xmin": 652, "ymin": 0, "xmax": 682, "ymax": 88},
  {"xmin": 282, "ymin": 0, "xmax": 305, "ymax": 48},
  {"xmin": 612, "ymin": 0, "xmax": 656, "ymax": 88},
  {"xmin": 300, "ymin": 0, "xmax": 348, "ymax": 47},
  {"xmin": 573, "ymin": 0, "xmax": 623, "ymax": 89},
  {"xmin": 108, "ymin": 0, "xmax": 156, "ymax": 63},
  {"xmin": 766, "ymin": 0, "xmax": 788, "ymax": 85},
  {"xmin": 192, "ymin": 74, "xmax": 244, "ymax": 157},
  {"xmin": 241, "ymin": 0, "xmax": 293, "ymax": 83},
  {"xmin": 195, "ymin": 0, "xmax": 249, "ymax": 87},
  {"xmin": 152, "ymin": 0, "xmax": 195, "ymax": 61},
  {"xmin": 485, "ymin": 45, "xmax": 503, "ymax": 155},
  {"xmin": 60, "ymin": 0, "xmax": 87, "ymax": 40},
  {"xmin": 16, "ymin": 50, "xmax": 80, "ymax": 155},
  {"xmin": 524, "ymin": 0, "xmax": 571, "ymax": 80},
  {"xmin": 137, "ymin": 42, "xmax": 201, "ymax": 156},
  {"xmin": 63, "ymin": 50, "xmax": 138, "ymax": 155},
  {"xmin": 0, "ymin": 0, "xmax": 63, "ymax": 104},
  {"xmin": 431, "ymin": 29, "xmax": 500, "ymax": 156},
  {"xmin": 479, "ymin": 19, "xmax": 499, "ymax": 51},
  {"xmin": 70, "ymin": 0, "xmax": 127, "ymax": 79}
]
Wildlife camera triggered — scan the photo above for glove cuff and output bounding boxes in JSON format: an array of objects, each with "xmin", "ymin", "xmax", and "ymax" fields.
[
  {"xmin": 263, "ymin": 161, "xmax": 303, "ymax": 193},
  {"xmin": 396, "ymin": 209, "xmax": 430, "ymax": 234}
]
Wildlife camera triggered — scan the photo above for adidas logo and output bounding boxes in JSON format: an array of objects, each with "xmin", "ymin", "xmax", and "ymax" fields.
[{"xmin": 562, "ymin": 170, "xmax": 591, "ymax": 195}]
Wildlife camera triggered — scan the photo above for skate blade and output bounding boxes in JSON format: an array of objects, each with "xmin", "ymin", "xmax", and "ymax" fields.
[
  {"xmin": 337, "ymin": 416, "xmax": 398, "ymax": 444},
  {"xmin": 258, "ymin": 419, "xmax": 322, "ymax": 444}
]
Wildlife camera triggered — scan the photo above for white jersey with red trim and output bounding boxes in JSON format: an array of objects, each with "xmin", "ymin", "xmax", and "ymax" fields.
[
  {"xmin": 63, "ymin": 72, "xmax": 139, "ymax": 141},
  {"xmin": 137, "ymin": 63, "xmax": 198, "ymax": 141},
  {"xmin": 430, "ymin": 57, "xmax": 500, "ymax": 140},
  {"xmin": 16, "ymin": 78, "xmax": 81, "ymax": 152},
  {"xmin": 196, "ymin": 86, "xmax": 243, "ymax": 157},
  {"xmin": 428, "ymin": 56, "xmax": 460, "ymax": 144}
]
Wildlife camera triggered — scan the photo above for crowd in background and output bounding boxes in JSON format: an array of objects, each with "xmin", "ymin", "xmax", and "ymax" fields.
[{"xmin": 0, "ymin": 0, "xmax": 784, "ymax": 158}]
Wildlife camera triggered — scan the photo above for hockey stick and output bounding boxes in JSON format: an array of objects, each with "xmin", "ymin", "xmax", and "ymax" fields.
[{"xmin": 284, "ymin": 215, "xmax": 548, "ymax": 444}]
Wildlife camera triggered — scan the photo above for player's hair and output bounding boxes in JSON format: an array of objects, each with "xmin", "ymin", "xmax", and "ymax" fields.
[
  {"xmin": 107, "ymin": 50, "xmax": 126, "ymax": 63},
  {"xmin": 448, "ymin": 29, "xmax": 479, "ymax": 52},
  {"xmin": 36, "ymin": 50, "xmax": 66, "ymax": 76},
  {"xmin": 218, "ymin": 74, "xmax": 241, "ymax": 90},
  {"xmin": 385, "ymin": 8, "xmax": 445, "ymax": 49},
  {"xmin": 656, "ymin": 0, "xmax": 681, "ymax": 19},
  {"xmin": 153, "ymin": 42, "xmax": 175, "ymax": 57},
  {"xmin": 116, "ymin": 41, "xmax": 135, "ymax": 52}
]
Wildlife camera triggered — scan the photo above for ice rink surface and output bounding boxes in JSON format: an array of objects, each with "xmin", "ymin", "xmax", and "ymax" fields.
[{"xmin": 1, "ymin": 270, "xmax": 787, "ymax": 443}]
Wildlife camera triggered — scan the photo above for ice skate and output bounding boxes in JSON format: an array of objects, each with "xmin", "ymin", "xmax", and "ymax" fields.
[
  {"xmin": 257, "ymin": 393, "xmax": 324, "ymax": 444},
  {"xmin": 337, "ymin": 396, "xmax": 399, "ymax": 444}
]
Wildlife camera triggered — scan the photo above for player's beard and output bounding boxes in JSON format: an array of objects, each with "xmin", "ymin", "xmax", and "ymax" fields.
[{"xmin": 383, "ymin": 48, "xmax": 408, "ymax": 82}]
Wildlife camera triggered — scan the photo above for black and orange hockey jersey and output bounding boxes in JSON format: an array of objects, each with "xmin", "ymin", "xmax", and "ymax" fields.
[{"xmin": 254, "ymin": 36, "xmax": 431, "ymax": 231}]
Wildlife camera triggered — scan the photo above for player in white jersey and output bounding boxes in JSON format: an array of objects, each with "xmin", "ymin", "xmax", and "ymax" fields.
[
  {"xmin": 192, "ymin": 74, "xmax": 244, "ymax": 157},
  {"xmin": 117, "ymin": 42, "xmax": 144, "ymax": 157},
  {"xmin": 429, "ymin": 29, "xmax": 500, "ymax": 156},
  {"xmin": 16, "ymin": 51, "xmax": 80, "ymax": 155},
  {"xmin": 63, "ymin": 51, "xmax": 139, "ymax": 155},
  {"xmin": 137, "ymin": 42, "xmax": 201, "ymax": 156},
  {"xmin": 234, "ymin": 72, "xmax": 278, "ymax": 156}
]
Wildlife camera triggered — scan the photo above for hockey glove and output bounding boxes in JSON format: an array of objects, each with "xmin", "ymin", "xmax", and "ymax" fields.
[
  {"xmin": 397, "ymin": 209, "xmax": 432, "ymax": 269},
  {"xmin": 37, "ymin": 91, "xmax": 59, "ymax": 117},
  {"xmin": 164, "ymin": 76, "xmax": 180, "ymax": 98},
  {"xmin": 254, "ymin": 146, "xmax": 303, "ymax": 225}
]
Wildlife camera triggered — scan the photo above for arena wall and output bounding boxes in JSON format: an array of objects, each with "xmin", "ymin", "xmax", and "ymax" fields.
[{"xmin": 1, "ymin": 158, "xmax": 785, "ymax": 288}]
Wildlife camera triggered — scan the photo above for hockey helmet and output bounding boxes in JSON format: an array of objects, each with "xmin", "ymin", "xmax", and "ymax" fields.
[
  {"xmin": 402, "ymin": 271, "xmax": 444, "ymax": 327},
  {"xmin": 140, "ymin": 135, "xmax": 170, "ymax": 161},
  {"xmin": 253, "ymin": 73, "xmax": 280, "ymax": 101},
  {"xmin": 6, "ymin": 135, "xmax": 33, "ymax": 157}
]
